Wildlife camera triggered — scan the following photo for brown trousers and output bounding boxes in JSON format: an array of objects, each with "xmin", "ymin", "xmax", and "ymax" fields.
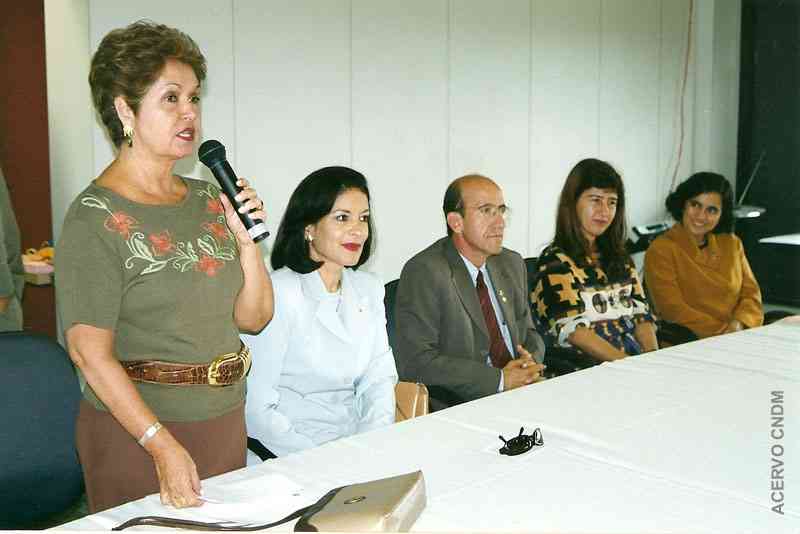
[{"xmin": 76, "ymin": 400, "xmax": 246, "ymax": 513}]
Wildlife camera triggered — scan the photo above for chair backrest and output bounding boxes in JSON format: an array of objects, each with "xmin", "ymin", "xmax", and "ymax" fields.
[
  {"xmin": 524, "ymin": 256, "xmax": 538, "ymax": 296},
  {"xmin": 385, "ymin": 280, "xmax": 431, "ymax": 419},
  {"xmin": 384, "ymin": 279, "xmax": 400, "ymax": 352},
  {"xmin": 524, "ymin": 256, "xmax": 550, "ymax": 337},
  {"xmin": 395, "ymin": 382, "xmax": 429, "ymax": 422},
  {"xmin": 0, "ymin": 332, "xmax": 84, "ymax": 528}
]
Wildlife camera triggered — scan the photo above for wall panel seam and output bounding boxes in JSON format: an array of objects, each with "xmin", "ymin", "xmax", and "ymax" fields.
[
  {"xmin": 349, "ymin": 0, "xmax": 354, "ymax": 167},
  {"xmin": 446, "ymin": 0, "xmax": 451, "ymax": 185},
  {"xmin": 527, "ymin": 0, "xmax": 533, "ymax": 254}
]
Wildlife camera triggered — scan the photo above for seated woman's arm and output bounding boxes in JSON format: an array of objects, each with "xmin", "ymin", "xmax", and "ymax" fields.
[
  {"xmin": 66, "ymin": 324, "xmax": 202, "ymax": 507},
  {"xmin": 630, "ymin": 266, "xmax": 658, "ymax": 352},
  {"xmin": 355, "ymin": 281, "xmax": 399, "ymax": 433},
  {"xmin": 243, "ymin": 290, "xmax": 315, "ymax": 457},
  {"xmin": 567, "ymin": 326, "xmax": 627, "ymax": 361},
  {"xmin": 633, "ymin": 321, "xmax": 658, "ymax": 352},
  {"xmin": 731, "ymin": 237, "xmax": 764, "ymax": 330},
  {"xmin": 644, "ymin": 240, "xmax": 726, "ymax": 338},
  {"xmin": 532, "ymin": 253, "xmax": 626, "ymax": 362}
]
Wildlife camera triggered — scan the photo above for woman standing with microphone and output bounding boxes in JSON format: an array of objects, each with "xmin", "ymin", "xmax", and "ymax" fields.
[{"xmin": 56, "ymin": 21, "xmax": 273, "ymax": 512}]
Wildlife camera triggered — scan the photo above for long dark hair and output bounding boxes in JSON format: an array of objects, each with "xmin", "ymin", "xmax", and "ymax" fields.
[
  {"xmin": 666, "ymin": 171, "xmax": 734, "ymax": 234},
  {"xmin": 271, "ymin": 166, "xmax": 374, "ymax": 273},
  {"xmin": 553, "ymin": 158, "xmax": 629, "ymax": 281}
]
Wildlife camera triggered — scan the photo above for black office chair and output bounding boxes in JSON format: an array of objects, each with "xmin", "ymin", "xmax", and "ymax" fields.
[
  {"xmin": 524, "ymin": 257, "xmax": 600, "ymax": 378},
  {"xmin": 384, "ymin": 279, "xmax": 400, "ymax": 353},
  {"xmin": 0, "ymin": 332, "xmax": 84, "ymax": 529}
]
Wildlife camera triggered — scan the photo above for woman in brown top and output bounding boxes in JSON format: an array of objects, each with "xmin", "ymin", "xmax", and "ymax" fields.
[{"xmin": 56, "ymin": 21, "xmax": 273, "ymax": 512}]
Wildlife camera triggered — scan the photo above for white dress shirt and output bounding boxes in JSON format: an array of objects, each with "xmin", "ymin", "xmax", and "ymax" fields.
[{"xmin": 242, "ymin": 267, "xmax": 398, "ymax": 457}]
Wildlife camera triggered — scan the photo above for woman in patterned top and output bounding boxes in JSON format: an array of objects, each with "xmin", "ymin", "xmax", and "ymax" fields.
[
  {"xmin": 56, "ymin": 21, "xmax": 273, "ymax": 512},
  {"xmin": 531, "ymin": 158, "xmax": 658, "ymax": 362}
]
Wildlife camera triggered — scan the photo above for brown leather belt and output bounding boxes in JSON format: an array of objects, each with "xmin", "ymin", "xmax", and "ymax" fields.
[{"xmin": 121, "ymin": 344, "xmax": 251, "ymax": 386}]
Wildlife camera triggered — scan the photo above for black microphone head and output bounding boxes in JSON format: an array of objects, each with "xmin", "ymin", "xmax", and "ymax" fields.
[{"xmin": 198, "ymin": 140, "xmax": 226, "ymax": 166}]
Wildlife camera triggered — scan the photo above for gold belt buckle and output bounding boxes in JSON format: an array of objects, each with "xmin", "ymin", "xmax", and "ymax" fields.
[{"xmin": 207, "ymin": 345, "xmax": 251, "ymax": 386}]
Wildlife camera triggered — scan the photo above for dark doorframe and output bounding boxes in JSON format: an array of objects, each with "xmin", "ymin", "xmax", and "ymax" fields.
[{"xmin": 0, "ymin": 1, "xmax": 56, "ymax": 337}]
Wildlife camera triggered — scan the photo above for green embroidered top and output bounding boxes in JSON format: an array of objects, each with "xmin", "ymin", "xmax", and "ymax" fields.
[{"xmin": 56, "ymin": 177, "xmax": 245, "ymax": 422}]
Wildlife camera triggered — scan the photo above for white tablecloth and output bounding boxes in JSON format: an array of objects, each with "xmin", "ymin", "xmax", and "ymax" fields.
[{"xmin": 59, "ymin": 322, "xmax": 800, "ymax": 532}]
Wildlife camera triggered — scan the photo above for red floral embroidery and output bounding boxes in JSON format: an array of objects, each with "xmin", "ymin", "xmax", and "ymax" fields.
[
  {"xmin": 104, "ymin": 211, "xmax": 139, "ymax": 239},
  {"xmin": 148, "ymin": 231, "xmax": 175, "ymax": 256},
  {"xmin": 203, "ymin": 221, "xmax": 229, "ymax": 240},
  {"xmin": 196, "ymin": 254, "xmax": 224, "ymax": 276},
  {"xmin": 206, "ymin": 198, "xmax": 224, "ymax": 215}
]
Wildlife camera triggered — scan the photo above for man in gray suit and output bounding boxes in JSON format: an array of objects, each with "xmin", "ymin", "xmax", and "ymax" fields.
[{"xmin": 394, "ymin": 174, "xmax": 545, "ymax": 410}]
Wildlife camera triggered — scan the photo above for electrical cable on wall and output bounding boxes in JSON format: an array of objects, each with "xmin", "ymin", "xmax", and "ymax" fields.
[{"xmin": 669, "ymin": 0, "xmax": 694, "ymax": 193}]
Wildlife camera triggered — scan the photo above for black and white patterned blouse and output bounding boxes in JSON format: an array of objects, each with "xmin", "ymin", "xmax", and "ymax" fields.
[{"xmin": 530, "ymin": 244, "xmax": 654, "ymax": 355}]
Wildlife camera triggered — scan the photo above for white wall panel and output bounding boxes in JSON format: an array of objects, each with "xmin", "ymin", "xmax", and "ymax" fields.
[
  {"xmin": 710, "ymin": 0, "xmax": 741, "ymax": 189},
  {"xmin": 449, "ymin": 0, "xmax": 531, "ymax": 255},
  {"xmin": 683, "ymin": 0, "xmax": 741, "ymax": 196},
  {"xmin": 89, "ymin": 0, "xmax": 235, "ymax": 181},
  {"xmin": 233, "ymin": 0, "xmax": 351, "ymax": 253},
  {"xmin": 45, "ymin": 0, "xmax": 92, "ymax": 244},
  {"xmin": 530, "ymin": 0, "xmax": 601, "ymax": 253},
  {"xmin": 56, "ymin": 0, "xmax": 731, "ymax": 283},
  {"xmin": 658, "ymin": 0, "xmax": 696, "ymax": 217},
  {"xmin": 599, "ymin": 0, "xmax": 662, "ymax": 229},
  {"xmin": 691, "ymin": 0, "xmax": 715, "ymax": 175},
  {"xmin": 351, "ymin": 0, "xmax": 448, "ymax": 281}
]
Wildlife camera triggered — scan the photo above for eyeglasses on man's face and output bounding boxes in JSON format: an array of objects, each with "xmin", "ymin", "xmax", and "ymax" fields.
[{"xmin": 465, "ymin": 203, "xmax": 511, "ymax": 221}]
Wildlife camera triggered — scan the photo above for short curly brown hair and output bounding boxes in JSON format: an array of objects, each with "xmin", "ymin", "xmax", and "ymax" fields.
[{"xmin": 89, "ymin": 20, "xmax": 207, "ymax": 147}]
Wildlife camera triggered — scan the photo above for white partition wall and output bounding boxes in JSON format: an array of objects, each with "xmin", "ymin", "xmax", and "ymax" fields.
[
  {"xmin": 350, "ymin": 0, "xmax": 449, "ymax": 277},
  {"xmin": 234, "ymin": 0, "xmax": 352, "ymax": 265},
  {"xmin": 45, "ymin": 0, "xmax": 93, "ymax": 245},
  {"xmin": 449, "ymin": 0, "xmax": 531, "ymax": 255},
  {"xmin": 598, "ymin": 0, "xmax": 662, "ymax": 228},
  {"xmin": 659, "ymin": 0, "xmax": 697, "ymax": 203},
  {"xmin": 48, "ymin": 0, "xmax": 740, "ymax": 282},
  {"xmin": 89, "ymin": 0, "xmax": 237, "ymax": 180},
  {"xmin": 529, "ymin": 0, "xmax": 601, "ymax": 253}
]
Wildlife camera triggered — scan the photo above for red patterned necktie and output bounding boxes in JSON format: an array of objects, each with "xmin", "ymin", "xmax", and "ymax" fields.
[{"xmin": 476, "ymin": 271, "xmax": 512, "ymax": 369}]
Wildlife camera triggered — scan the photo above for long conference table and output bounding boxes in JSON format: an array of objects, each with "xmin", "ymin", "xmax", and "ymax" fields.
[{"xmin": 61, "ymin": 322, "xmax": 799, "ymax": 532}]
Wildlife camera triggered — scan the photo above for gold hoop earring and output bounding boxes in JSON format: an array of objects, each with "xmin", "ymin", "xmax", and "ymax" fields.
[{"xmin": 123, "ymin": 125, "xmax": 134, "ymax": 148}]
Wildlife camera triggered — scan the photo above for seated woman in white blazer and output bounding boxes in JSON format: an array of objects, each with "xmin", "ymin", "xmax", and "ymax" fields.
[{"xmin": 243, "ymin": 166, "xmax": 398, "ymax": 458}]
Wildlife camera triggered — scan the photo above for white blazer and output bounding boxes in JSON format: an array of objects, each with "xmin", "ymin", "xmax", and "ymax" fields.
[{"xmin": 242, "ymin": 267, "xmax": 398, "ymax": 457}]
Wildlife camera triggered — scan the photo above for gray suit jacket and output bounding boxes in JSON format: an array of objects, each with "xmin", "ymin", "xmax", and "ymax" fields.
[{"xmin": 394, "ymin": 237, "xmax": 545, "ymax": 408}]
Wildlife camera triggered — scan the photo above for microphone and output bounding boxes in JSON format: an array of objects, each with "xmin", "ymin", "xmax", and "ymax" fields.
[{"xmin": 198, "ymin": 140, "xmax": 268, "ymax": 243}]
